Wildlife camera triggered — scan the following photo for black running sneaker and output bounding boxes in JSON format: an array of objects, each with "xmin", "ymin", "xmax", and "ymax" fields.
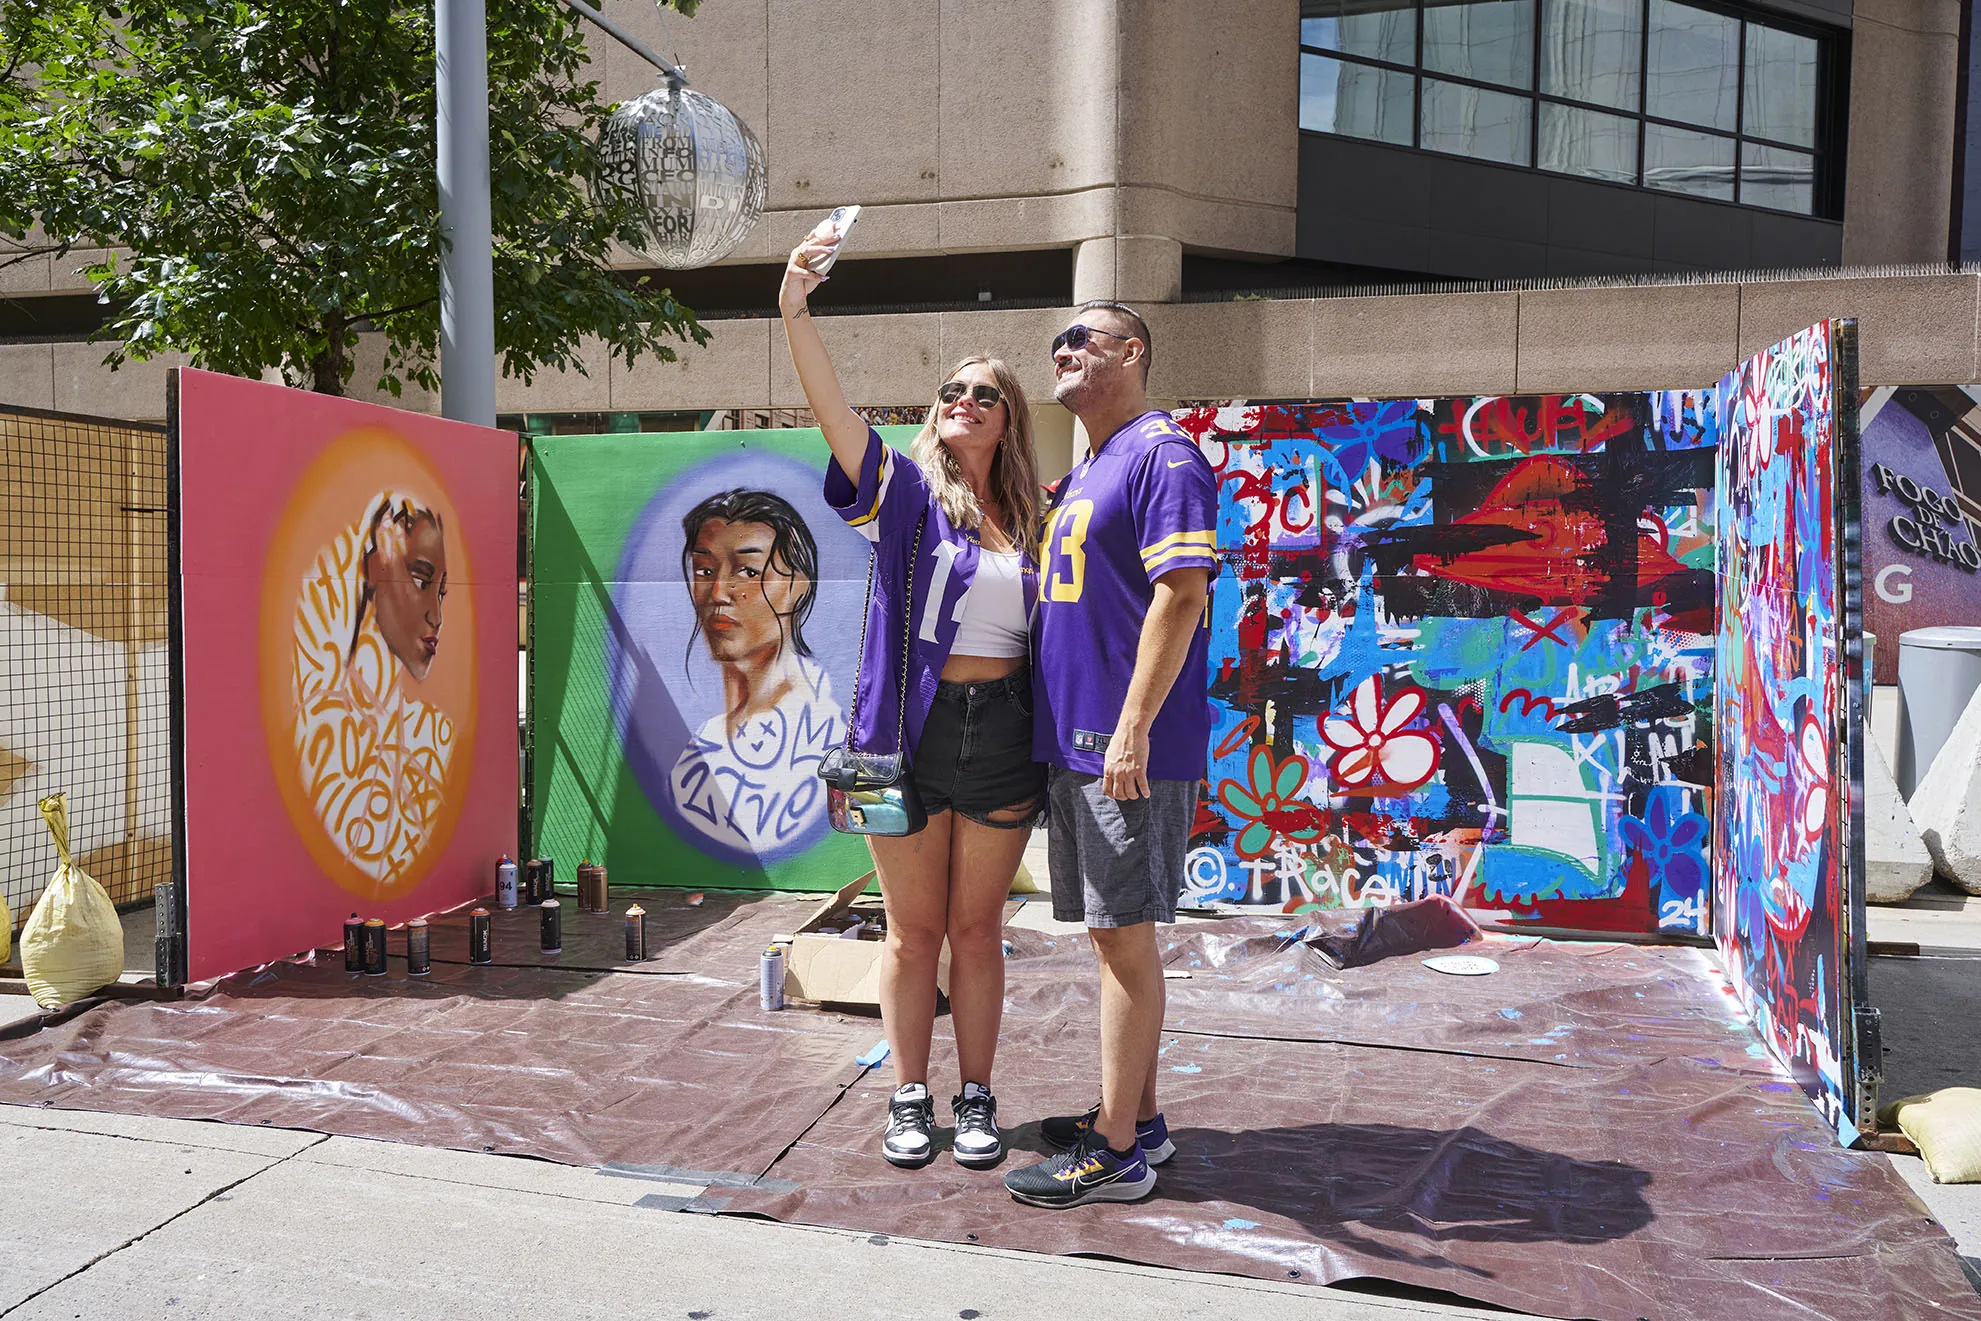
[
  {"xmin": 883, "ymin": 1083, "xmax": 935, "ymax": 1168},
  {"xmin": 1038, "ymin": 1104, "xmax": 1176, "ymax": 1166},
  {"xmin": 1003, "ymin": 1130, "xmax": 1156, "ymax": 1208},
  {"xmin": 950, "ymin": 1081, "xmax": 1003, "ymax": 1168}
]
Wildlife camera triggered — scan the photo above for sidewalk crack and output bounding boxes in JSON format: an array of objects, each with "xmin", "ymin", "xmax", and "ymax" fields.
[{"xmin": 0, "ymin": 1131, "xmax": 332, "ymax": 1317}]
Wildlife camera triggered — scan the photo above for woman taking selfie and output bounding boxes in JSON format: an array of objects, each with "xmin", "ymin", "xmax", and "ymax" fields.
[{"xmin": 780, "ymin": 222, "xmax": 1042, "ymax": 1171}]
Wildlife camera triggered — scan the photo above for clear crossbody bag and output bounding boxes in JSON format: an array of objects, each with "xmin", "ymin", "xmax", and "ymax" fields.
[{"xmin": 819, "ymin": 511, "xmax": 928, "ymax": 837}]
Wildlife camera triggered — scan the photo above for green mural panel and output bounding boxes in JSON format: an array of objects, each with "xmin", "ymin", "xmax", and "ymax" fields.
[{"xmin": 529, "ymin": 428, "xmax": 918, "ymax": 891}]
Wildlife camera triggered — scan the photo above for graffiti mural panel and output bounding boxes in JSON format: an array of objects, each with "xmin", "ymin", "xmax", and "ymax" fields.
[
  {"xmin": 530, "ymin": 428, "xmax": 918, "ymax": 891},
  {"xmin": 174, "ymin": 370, "xmax": 518, "ymax": 982},
  {"xmin": 1713, "ymin": 320, "xmax": 1866, "ymax": 1139},
  {"xmin": 1176, "ymin": 393, "xmax": 1719, "ymax": 935}
]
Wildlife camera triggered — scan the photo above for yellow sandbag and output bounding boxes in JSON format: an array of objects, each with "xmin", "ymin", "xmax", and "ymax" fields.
[
  {"xmin": 0, "ymin": 890, "xmax": 10, "ymax": 966},
  {"xmin": 1879, "ymin": 1088, "xmax": 1981, "ymax": 1184},
  {"xmin": 1009, "ymin": 861, "xmax": 1041, "ymax": 895},
  {"xmin": 19, "ymin": 794, "xmax": 124, "ymax": 1009}
]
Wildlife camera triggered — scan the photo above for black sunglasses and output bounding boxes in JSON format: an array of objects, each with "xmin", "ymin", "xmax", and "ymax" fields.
[
  {"xmin": 1051, "ymin": 324, "xmax": 1134, "ymax": 356},
  {"xmin": 938, "ymin": 380, "xmax": 1003, "ymax": 409}
]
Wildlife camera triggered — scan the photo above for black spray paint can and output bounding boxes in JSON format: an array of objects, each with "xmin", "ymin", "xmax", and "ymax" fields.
[
  {"xmin": 343, "ymin": 913, "xmax": 364, "ymax": 972},
  {"xmin": 469, "ymin": 908, "xmax": 493, "ymax": 964},
  {"xmin": 406, "ymin": 918, "xmax": 431, "ymax": 976},
  {"xmin": 523, "ymin": 858, "xmax": 545, "ymax": 905},
  {"xmin": 540, "ymin": 898, "xmax": 562, "ymax": 954},
  {"xmin": 541, "ymin": 856, "xmax": 556, "ymax": 899},
  {"xmin": 624, "ymin": 904, "xmax": 647, "ymax": 962},
  {"xmin": 362, "ymin": 918, "xmax": 387, "ymax": 975}
]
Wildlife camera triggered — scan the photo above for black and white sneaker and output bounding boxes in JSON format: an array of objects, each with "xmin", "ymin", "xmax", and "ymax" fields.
[
  {"xmin": 1002, "ymin": 1130, "xmax": 1156, "ymax": 1208},
  {"xmin": 883, "ymin": 1083, "xmax": 935, "ymax": 1168},
  {"xmin": 1039, "ymin": 1104, "xmax": 1176, "ymax": 1165},
  {"xmin": 950, "ymin": 1081, "xmax": 1003, "ymax": 1168}
]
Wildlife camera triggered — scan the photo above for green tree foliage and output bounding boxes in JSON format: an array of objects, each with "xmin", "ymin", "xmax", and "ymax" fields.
[{"xmin": 0, "ymin": 0, "xmax": 707, "ymax": 395}]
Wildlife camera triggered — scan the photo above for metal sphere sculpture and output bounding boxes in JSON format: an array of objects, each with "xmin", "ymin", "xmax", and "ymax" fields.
[{"xmin": 597, "ymin": 79, "xmax": 766, "ymax": 270}]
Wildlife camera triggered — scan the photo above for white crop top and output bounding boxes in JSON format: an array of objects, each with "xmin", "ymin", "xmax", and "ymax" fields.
[{"xmin": 951, "ymin": 549, "xmax": 1029, "ymax": 658}]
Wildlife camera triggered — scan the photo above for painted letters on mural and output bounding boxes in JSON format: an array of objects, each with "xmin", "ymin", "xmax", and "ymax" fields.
[
  {"xmin": 1713, "ymin": 322, "xmax": 1857, "ymax": 1138},
  {"xmin": 1175, "ymin": 393, "xmax": 1719, "ymax": 934}
]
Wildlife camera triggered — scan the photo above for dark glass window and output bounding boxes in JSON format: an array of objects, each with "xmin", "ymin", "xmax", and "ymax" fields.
[{"xmin": 1298, "ymin": 0, "xmax": 1839, "ymax": 217}]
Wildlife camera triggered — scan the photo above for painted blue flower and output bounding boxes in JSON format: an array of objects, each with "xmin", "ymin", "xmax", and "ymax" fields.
[{"xmin": 1618, "ymin": 794, "xmax": 1708, "ymax": 903}]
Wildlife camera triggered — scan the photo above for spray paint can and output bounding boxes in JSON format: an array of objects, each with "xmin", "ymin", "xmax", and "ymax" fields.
[
  {"xmin": 362, "ymin": 918, "xmax": 388, "ymax": 975},
  {"xmin": 406, "ymin": 918, "xmax": 431, "ymax": 976},
  {"xmin": 496, "ymin": 855, "xmax": 518, "ymax": 909},
  {"xmin": 577, "ymin": 861, "xmax": 609, "ymax": 913},
  {"xmin": 343, "ymin": 913, "xmax": 364, "ymax": 972},
  {"xmin": 624, "ymin": 904, "xmax": 647, "ymax": 962},
  {"xmin": 469, "ymin": 908, "xmax": 493, "ymax": 964},
  {"xmin": 760, "ymin": 944, "xmax": 785, "ymax": 1011},
  {"xmin": 541, "ymin": 856, "xmax": 556, "ymax": 900},
  {"xmin": 540, "ymin": 897, "xmax": 562, "ymax": 954},
  {"xmin": 523, "ymin": 858, "xmax": 545, "ymax": 905}
]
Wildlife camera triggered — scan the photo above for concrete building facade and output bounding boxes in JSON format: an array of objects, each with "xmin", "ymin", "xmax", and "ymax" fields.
[{"xmin": 0, "ymin": 0, "xmax": 1974, "ymax": 480}]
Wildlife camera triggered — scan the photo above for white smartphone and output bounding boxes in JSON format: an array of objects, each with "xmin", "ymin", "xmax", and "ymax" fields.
[{"xmin": 804, "ymin": 205, "xmax": 861, "ymax": 275}]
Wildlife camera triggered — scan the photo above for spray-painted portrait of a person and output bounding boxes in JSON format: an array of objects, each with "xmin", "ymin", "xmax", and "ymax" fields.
[
  {"xmin": 666, "ymin": 488, "xmax": 841, "ymax": 856},
  {"xmin": 291, "ymin": 490, "xmax": 454, "ymax": 891}
]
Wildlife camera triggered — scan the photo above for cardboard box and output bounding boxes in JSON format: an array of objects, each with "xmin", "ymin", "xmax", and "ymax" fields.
[{"xmin": 782, "ymin": 870, "xmax": 949, "ymax": 1008}]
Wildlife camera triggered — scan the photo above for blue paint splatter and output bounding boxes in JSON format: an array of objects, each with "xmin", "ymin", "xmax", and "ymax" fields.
[
  {"xmin": 1223, "ymin": 1218, "xmax": 1261, "ymax": 1231},
  {"xmin": 1498, "ymin": 1008, "xmax": 1524, "ymax": 1020},
  {"xmin": 1171, "ymin": 1063, "xmax": 1204, "ymax": 1074}
]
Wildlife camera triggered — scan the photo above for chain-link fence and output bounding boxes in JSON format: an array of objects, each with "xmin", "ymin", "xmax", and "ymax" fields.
[{"xmin": 0, "ymin": 405, "xmax": 172, "ymax": 930}]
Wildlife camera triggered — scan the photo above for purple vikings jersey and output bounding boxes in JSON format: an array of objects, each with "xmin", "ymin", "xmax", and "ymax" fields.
[
  {"xmin": 826, "ymin": 429, "xmax": 1038, "ymax": 757},
  {"xmin": 1034, "ymin": 411, "xmax": 1217, "ymax": 779}
]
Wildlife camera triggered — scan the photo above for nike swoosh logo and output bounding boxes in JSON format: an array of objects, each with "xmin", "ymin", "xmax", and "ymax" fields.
[{"xmin": 1166, "ymin": 458, "xmax": 1193, "ymax": 468}]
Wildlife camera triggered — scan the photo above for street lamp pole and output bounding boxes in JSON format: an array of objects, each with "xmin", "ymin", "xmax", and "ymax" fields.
[{"xmin": 436, "ymin": 0, "xmax": 496, "ymax": 427}]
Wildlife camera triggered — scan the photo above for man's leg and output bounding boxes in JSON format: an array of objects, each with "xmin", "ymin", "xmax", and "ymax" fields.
[{"xmin": 1088, "ymin": 920, "xmax": 1164, "ymax": 1153}]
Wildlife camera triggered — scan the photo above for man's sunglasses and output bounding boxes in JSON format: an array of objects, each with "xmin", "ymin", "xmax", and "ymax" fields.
[
  {"xmin": 938, "ymin": 381, "xmax": 1003, "ymax": 409},
  {"xmin": 1051, "ymin": 324, "xmax": 1134, "ymax": 356}
]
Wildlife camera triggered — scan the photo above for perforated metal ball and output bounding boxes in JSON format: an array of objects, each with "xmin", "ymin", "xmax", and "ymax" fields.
[{"xmin": 597, "ymin": 82, "xmax": 766, "ymax": 270}]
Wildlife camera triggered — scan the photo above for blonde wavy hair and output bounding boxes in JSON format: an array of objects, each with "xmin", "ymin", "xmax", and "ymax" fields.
[{"xmin": 911, "ymin": 356, "xmax": 1041, "ymax": 560}]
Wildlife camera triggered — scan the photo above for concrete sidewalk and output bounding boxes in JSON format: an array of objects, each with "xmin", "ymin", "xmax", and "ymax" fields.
[
  {"xmin": 0, "ymin": 1095, "xmax": 1503, "ymax": 1321},
  {"xmin": 1, "ymin": 859, "xmax": 1975, "ymax": 1315}
]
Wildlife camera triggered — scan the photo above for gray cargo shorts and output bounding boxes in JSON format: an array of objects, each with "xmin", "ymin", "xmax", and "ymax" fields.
[{"xmin": 1046, "ymin": 766, "xmax": 1196, "ymax": 929}]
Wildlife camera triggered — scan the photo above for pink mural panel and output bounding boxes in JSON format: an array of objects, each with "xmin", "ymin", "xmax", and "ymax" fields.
[{"xmin": 173, "ymin": 369, "xmax": 517, "ymax": 982}]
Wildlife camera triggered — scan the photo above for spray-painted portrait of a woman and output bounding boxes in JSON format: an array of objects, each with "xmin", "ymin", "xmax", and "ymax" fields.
[{"xmin": 290, "ymin": 490, "xmax": 455, "ymax": 892}]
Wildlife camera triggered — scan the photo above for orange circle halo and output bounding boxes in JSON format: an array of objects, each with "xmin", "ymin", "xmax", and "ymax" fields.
[{"xmin": 258, "ymin": 427, "xmax": 478, "ymax": 901}]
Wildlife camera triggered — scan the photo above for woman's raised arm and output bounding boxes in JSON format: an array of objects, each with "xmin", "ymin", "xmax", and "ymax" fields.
[{"xmin": 778, "ymin": 229, "xmax": 869, "ymax": 485}]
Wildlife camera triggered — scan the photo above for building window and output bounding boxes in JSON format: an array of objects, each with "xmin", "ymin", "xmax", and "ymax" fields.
[{"xmin": 1299, "ymin": 0, "xmax": 1839, "ymax": 217}]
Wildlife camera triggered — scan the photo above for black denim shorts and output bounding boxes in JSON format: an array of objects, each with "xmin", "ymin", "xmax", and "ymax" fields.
[{"xmin": 911, "ymin": 667, "xmax": 1046, "ymax": 828}]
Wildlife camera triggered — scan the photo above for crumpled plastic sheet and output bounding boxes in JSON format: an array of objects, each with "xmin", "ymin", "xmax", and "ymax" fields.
[
  {"xmin": 717, "ymin": 919, "xmax": 1981, "ymax": 1321},
  {"xmin": 0, "ymin": 902, "xmax": 1974, "ymax": 1319},
  {"xmin": 0, "ymin": 906, "xmax": 876, "ymax": 1178},
  {"xmin": 1300, "ymin": 894, "xmax": 1481, "ymax": 969}
]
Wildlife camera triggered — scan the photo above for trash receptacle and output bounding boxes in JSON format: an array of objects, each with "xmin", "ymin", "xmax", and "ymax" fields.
[{"xmin": 1894, "ymin": 626, "xmax": 1981, "ymax": 799}]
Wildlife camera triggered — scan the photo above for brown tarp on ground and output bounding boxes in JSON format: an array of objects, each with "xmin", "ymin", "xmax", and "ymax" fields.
[{"xmin": 0, "ymin": 896, "xmax": 1974, "ymax": 1321}]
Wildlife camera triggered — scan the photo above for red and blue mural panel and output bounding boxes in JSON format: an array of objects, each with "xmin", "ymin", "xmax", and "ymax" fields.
[
  {"xmin": 1712, "ymin": 321, "xmax": 1860, "ymax": 1140},
  {"xmin": 1177, "ymin": 392, "xmax": 1719, "ymax": 936}
]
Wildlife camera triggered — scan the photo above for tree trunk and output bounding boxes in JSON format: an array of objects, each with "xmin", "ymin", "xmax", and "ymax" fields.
[{"xmin": 310, "ymin": 313, "xmax": 349, "ymax": 395}]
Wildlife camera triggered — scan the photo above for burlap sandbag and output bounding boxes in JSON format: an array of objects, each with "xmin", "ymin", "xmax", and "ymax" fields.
[
  {"xmin": 1881, "ymin": 1089, "xmax": 1981, "ymax": 1184},
  {"xmin": 19, "ymin": 794, "xmax": 124, "ymax": 1008}
]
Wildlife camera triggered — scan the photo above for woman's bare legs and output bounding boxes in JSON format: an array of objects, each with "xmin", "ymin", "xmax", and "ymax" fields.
[
  {"xmin": 944, "ymin": 816, "xmax": 1032, "ymax": 1087},
  {"xmin": 870, "ymin": 814, "xmax": 953, "ymax": 1088}
]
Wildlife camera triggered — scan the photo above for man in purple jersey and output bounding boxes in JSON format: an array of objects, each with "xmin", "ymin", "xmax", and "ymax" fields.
[{"xmin": 1002, "ymin": 301, "xmax": 1216, "ymax": 1209}]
